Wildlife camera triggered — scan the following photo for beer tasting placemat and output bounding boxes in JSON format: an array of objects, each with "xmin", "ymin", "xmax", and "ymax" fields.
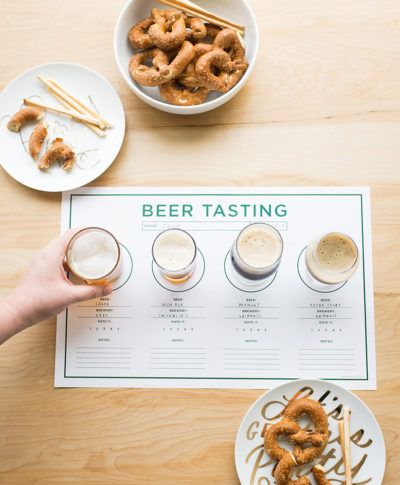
[{"xmin": 55, "ymin": 187, "xmax": 376, "ymax": 389}]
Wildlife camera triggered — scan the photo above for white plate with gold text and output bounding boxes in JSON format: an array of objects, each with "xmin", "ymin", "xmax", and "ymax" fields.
[
  {"xmin": 235, "ymin": 379, "xmax": 385, "ymax": 484},
  {"xmin": 0, "ymin": 62, "xmax": 125, "ymax": 192}
]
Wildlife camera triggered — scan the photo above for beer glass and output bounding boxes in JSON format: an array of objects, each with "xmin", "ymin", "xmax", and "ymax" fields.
[
  {"xmin": 152, "ymin": 228, "xmax": 197, "ymax": 284},
  {"xmin": 66, "ymin": 227, "xmax": 122, "ymax": 285},
  {"xmin": 230, "ymin": 223, "xmax": 283, "ymax": 282},
  {"xmin": 305, "ymin": 232, "xmax": 359, "ymax": 285}
]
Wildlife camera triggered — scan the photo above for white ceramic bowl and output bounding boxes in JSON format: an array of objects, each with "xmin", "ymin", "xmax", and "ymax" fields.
[{"xmin": 113, "ymin": 0, "xmax": 259, "ymax": 114}]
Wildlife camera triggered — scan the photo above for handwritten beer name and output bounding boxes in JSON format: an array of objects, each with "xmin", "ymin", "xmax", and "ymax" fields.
[{"xmin": 244, "ymin": 386, "xmax": 372, "ymax": 485}]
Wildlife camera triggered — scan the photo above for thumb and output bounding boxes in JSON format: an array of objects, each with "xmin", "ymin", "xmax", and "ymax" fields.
[{"xmin": 67, "ymin": 284, "xmax": 113, "ymax": 304}]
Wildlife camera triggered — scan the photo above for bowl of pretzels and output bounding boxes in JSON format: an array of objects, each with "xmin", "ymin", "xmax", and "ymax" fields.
[{"xmin": 114, "ymin": 0, "xmax": 259, "ymax": 114}]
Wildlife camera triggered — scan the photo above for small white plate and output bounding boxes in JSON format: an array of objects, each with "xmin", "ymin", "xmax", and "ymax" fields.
[
  {"xmin": 0, "ymin": 62, "xmax": 125, "ymax": 192},
  {"xmin": 235, "ymin": 379, "xmax": 386, "ymax": 484}
]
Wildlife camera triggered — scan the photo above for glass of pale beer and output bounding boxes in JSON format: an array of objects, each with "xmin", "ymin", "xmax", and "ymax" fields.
[
  {"xmin": 152, "ymin": 229, "xmax": 197, "ymax": 284},
  {"xmin": 66, "ymin": 227, "xmax": 122, "ymax": 285}
]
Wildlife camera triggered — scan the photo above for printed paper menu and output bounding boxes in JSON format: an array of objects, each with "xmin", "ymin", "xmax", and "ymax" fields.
[{"xmin": 55, "ymin": 187, "xmax": 376, "ymax": 389}]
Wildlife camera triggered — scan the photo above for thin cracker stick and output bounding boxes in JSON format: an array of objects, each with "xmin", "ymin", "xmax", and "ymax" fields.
[
  {"xmin": 157, "ymin": 0, "xmax": 245, "ymax": 35},
  {"xmin": 49, "ymin": 91, "xmax": 106, "ymax": 138},
  {"xmin": 37, "ymin": 75, "xmax": 107, "ymax": 129},
  {"xmin": 48, "ymin": 79, "xmax": 112, "ymax": 128},
  {"xmin": 173, "ymin": 0, "xmax": 244, "ymax": 32},
  {"xmin": 23, "ymin": 98, "xmax": 104, "ymax": 128},
  {"xmin": 338, "ymin": 408, "xmax": 353, "ymax": 485}
]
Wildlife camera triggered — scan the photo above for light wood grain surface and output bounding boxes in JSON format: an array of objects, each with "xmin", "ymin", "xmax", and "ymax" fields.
[{"xmin": 0, "ymin": 0, "xmax": 399, "ymax": 483}]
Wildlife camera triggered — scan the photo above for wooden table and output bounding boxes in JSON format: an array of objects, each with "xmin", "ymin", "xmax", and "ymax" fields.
[{"xmin": 0, "ymin": 0, "xmax": 399, "ymax": 483}]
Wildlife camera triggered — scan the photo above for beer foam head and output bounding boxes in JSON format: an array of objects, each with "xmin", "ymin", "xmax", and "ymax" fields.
[
  {"xmin": 315, "ymin": 233, "xmax": 358, "ymax": 272},
  {"xmin": 306, "ymin": 232, "xmax": 359, "ymax": 284},
  {"xmin": 68, "ymin": 228, "xmax": 119, "ymax": 280},
  {"xmin": 236, "ymin": 223, "xmax": 283, "ymax": 269},
  {"xmin": 153, "ymin": 229, "xmax": 196, "ymax": 271}
]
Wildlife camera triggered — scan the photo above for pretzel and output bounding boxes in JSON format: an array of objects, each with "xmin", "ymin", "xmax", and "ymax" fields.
[
  {"xmin": 214, "ymin": 29, "xmax": 247, "ymax": 66},
  {"xmin": 195, "ymin": 47, "xmax": 235, "ymax": 93},
  {"xmin": 283, "ymin": 398, "xmax": 329, "ymax": 464},
  {"xmin": 129, "ymin": 48, "xmax": 171, "ymax": 86},
  {"xmin": 264, "ymin": 420, "xmax": 301, "ymax": 461},
  {"xmin": 273, "ymin": 453, "xmax": 311, "ymax": 485},
  {"xmin": 204, "ymin": 24, "xmax": 223, "ymax": 40},
  {"xmin": 312, "ymin": 465, "xmax": 332, "ymax": 485},
  {"xmin": 39, "ymin": 137, "xmax": 75, "ymax": 171},
  {"xmin": 166, "ymin": 40, "xmax": 195, "ymax": 78},
  {"xmin": 130, "ymin": 41, "xmax": 194, "ymax": 87},
  {"xmin": 28, "ymin": 122, "xmax": 47, "ymax": 160},
  {"xmin": 186, "ymin": 17, "xmax": 207, "ymax": 40},
  {"xmin": 148, "ymin": 8, "xmax": 186, "ymax": 51},
  {"xmin": 263, "ymin": 395, "xmax": 330, "ymax": 484},
  {"xmin": 128, "ymin": 17, "xmax": 155, "ymax": 49},
  {"xmin": 7, "ymin": 107, "xmax": 43, "ymax": 132},
  {"xmin": 179, "ymin": 43, "xmax": 214, "ymax": 88},
  {"xmin": 159, "ymin": 79, "xmax": 209, "ymax": 106}
]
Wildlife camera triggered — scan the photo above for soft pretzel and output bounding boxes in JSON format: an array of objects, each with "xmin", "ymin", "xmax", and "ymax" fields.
[
  {"xmin": 7, "ymin": 107, "xmax": 43, "ymax": 132},
  {"xmin": 312, "ymin": 465, "xmax": 332, "ymax": 485},
  {"xmin": 195, "ymin": 48, "xmax": 233, "ymax": 93},
  {"xmin": 148, "ymin": 8, "xmax": 186, "ymax": 51},
  {"xmin": 166, "ymin": 40, "xmax": 195, "ymax": 78},
  {"xmin": 129, "ymin": 48, "xmax": 171, "ymax": 86},
  {"xmin": 179, "ymin": 43, "xmax": 214, "ymax": 88},
  {"xmin": 214, "ymin": 29, "xmax": 246, "ymax": 65},
  {"xmin": 264, "ymin": 420, "xmax": 301, "ymax": 461},
  {"xmin": 263, "ymin": 394, "xmax": 330, "ymax": 485},
  {"xmin": 130, "ymin": 41, "xmax": 194, "ymax": 87},
  {"xmin": 28, "ymin": 121, "xmax": 47, "ymax": 160},
  {"xmin": 283, "ymin": 397, "xmax": 329, "ymax": 464},
  {"xmin": 126, "ymin": 11, "xmax": 248, "ymax": 106},
  {"xmin": 186, "ymin": 17, "xmax": 207, "ymax": 40},
  {"xmin": 199, "ymin": 23, "xmax": 223, "ymax": 43},
  {"xmin": 39, "ymin": 137, "xmax": 75, "ymax": 171},
  {"xmin": 159, "ymin": 79, "xmax": 209, "ymax": 106},
  {"xmin": 128, "ymin": 17, "xmax": 155, "ymax": 49},
  {"xmin": 273, "ymin": 453, "xmax": 311, "ymax": 485}
]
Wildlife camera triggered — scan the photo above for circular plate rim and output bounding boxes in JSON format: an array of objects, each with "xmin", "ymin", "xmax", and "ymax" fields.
[
  {"xmin": 234, "ymin": 378, "xmax": 386, "ymax": 484},
  {"xmin": 0, "ymin": 61, "xmax": 125, "ymax": 192}
]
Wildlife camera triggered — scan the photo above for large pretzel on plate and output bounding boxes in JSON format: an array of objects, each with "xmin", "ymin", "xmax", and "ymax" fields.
[
  {"xmin": 263, "ymin": 397, "xmax": 331, "ymax": 485},
  {"xmin": 283, "ymin": 397, "xmax": 329, "ymax": 464},
  {"xmin": 129, "ymin": 41, "xmax": 194, "ymax": 87},
  {"xmin": 148, "ymin": 8, "xmax": 186, "ymax": 51}
]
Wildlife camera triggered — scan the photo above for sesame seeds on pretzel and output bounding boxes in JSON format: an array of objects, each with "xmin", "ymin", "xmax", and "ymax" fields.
[
  {"xmin": 263, "ymin": 394, "xmax": 331, "ymax": 485},
  {"xmin": 126, "ymin": 8, "xmax": 248, "ymax": 106}
]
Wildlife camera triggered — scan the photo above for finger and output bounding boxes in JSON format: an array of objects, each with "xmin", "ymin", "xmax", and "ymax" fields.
[{"xmin": 66, "ymin": 284, "xmax": 113, "ymax": 304}]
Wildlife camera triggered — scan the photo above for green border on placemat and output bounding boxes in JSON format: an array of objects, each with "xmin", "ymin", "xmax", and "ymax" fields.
[{"xmin": 64, "ymin": 192, "xmax": 368, "ymax": 382}]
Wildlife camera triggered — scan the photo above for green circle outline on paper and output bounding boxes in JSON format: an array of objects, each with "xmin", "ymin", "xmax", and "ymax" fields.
[
  {"xmin": 224, "ymin": 251, "xmax": 278, "ymax": 293},
  {"xmin": 151, "ymin": 248, "xmax": 206, "ymax": 293}
]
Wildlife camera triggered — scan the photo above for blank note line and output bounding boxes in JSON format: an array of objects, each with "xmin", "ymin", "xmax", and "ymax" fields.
[
  {"xmin": 77, "ymin": 347, "xmax": 132, "ymax": 350},
  {"xmin": 224, "ymin": 358, "xmax": 279, "ymax": 361},
  {"xmin": 150, "ymin": 348, "xmax": 205, "ymax": 350},
  {"xmin": 77, "ymin": 352, "xmax": 131, "ymax": 355},
  {"xmin": 224, "ymin": 368, "xmax": 279, "ymax": 371},
  {"xmin": 298, "ymin": 358, "xmax": 354, "ymax": 361},
  {"xmin": 76, "ymin": 367, "xmax": 131, "ymax": 369},
  {"xmin": 150, "ymin": 367, "xmax": 206, "ymax": 370},
  {"xmin": 224, "ymin": 348, "xmax": 279, "ymax": 351}
]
